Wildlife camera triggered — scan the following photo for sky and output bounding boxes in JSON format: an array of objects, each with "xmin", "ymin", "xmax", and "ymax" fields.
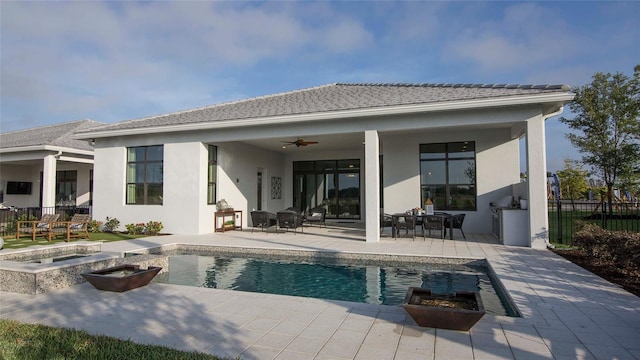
[{"xmin": 1, "ymin": 1, "xmax": 638, "ymax": 173}]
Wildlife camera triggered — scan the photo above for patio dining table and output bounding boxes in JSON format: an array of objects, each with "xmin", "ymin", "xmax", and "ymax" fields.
[{"xmin": 391, "ymin": 212, "xmax": 454, "ymax": 240}]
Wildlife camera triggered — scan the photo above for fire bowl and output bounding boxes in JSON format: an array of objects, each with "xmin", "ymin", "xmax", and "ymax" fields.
[
  {"xmin": 402, "ymin": 287, "xmax": 485, "ymax": 331},
  {"xmin": 81, "ymin": 264, "xmax": 162, "ymax": 292}
]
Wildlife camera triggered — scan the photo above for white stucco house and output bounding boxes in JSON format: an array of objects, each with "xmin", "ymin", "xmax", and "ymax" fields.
[
  {"xmin": 0, "ymin": 120, "xmax": 104, "ymax": 211},
  {"xmin": 73, "ymin": 83, "xmax": 574, "ymax": 248}
]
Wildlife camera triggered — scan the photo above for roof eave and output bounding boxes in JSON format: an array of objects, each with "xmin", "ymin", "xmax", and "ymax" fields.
[
  {"xmin": 74, "ymin": 92, "xmax": 575, "ymax": 140},
  {"xmin": 0, "ymin": 145, "xmax": 94, "ymax": 156}
]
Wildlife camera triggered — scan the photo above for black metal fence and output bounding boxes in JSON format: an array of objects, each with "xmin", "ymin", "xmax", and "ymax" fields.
[
  {"xmin": 548, "ymin": 200, "xmax": 640, "ymax": 245},
  {"xmin": 0, "ymin": 206, "xmax": 92, "ymax": 236}
]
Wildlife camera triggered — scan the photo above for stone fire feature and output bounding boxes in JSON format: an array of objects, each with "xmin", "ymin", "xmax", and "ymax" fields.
[{"xmin": 0, "ymin": 243, "xmax": 167, "ymax": 294}]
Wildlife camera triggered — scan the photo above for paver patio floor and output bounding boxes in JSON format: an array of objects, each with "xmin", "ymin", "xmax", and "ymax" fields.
[{"xmin": 2, "ymin": 225, "xmax": 639, "ymax": 359}]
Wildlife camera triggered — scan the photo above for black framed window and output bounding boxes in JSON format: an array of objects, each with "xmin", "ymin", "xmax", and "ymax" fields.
[
  {"xmin": 126, "ymin": 145, "xmax": 163, "ymax": 205},
  {"xmin": 420, "ymin": 141, "xmax": 476, "ymax": 210},
  {"xmin": 207, "ymin": 145, "xmax": 217, "ymax": 205},
  {"xmin": 56, "ymin": 170, "xmax": 77, "ymax": 205}
]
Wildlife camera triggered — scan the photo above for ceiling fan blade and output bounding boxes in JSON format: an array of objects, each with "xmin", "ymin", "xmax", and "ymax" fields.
[{"xmin": 280, "ymin": 138, "xmax": 319, "ymax": 147}]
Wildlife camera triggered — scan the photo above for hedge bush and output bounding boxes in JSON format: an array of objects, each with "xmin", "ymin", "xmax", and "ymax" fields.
[{"xmin": 573, "ymin": 221, "xmax": 640, "ymax": 270}]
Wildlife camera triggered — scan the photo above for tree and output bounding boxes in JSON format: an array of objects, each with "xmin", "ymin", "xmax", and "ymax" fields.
[
  {"xmin": 560, "ymin": 65, "xmax": 640, "ymax": 207},
  {"xmin": 556, "ymin": 159, "xmax": 589, "ymax": 209}
]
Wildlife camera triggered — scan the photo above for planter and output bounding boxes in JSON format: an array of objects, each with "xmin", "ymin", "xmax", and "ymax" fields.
[
  {"xmin": 519, "ymin": 199, "xmax": 528, "ymax": 210},
  {"xmin": 402, "ymin": 287, "xmax": 485, "ymax": 331},
  {"xmin": 81, "ymin": 264, "xmax": 162, "ymax": 292}
]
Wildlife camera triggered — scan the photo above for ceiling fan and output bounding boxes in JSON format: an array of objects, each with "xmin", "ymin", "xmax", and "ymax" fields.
[{"xmin": 281, "ymin": 138, "xmax": 319, "ymax": 147}]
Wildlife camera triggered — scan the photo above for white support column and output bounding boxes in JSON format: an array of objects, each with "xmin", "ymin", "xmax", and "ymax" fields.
[
  {"xmin": 526, "ymin": 116, "xmax": 549, "ymax": 249},
  {"xmin": 365, "ymin": 130, "xmax": 380, "ymax": 243},
  {"xmin": 42, "ymin": 154, "xmax": 57, "ymax": 212}
]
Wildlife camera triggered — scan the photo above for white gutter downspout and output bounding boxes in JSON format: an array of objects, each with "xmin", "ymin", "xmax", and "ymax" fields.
[{"xmin": 543, "ymin": 106, "xmax": 564, "ymax": 122}]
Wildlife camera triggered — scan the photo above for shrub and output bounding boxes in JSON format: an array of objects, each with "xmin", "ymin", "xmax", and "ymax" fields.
[
  {"xmin": 87, "ymin": 220, "xmax": 103, "ymax": 233},
  {"xmin": 4, "ymin": 214, "xmax": 36, "ymax": 234},
  {"xmin": 145, "ymin": 221, "xmax": 163, "ymax": 236},
  {"xmin": 627, "ymin": 237, "xmax": 640, "ymax": 269},
  {"xmin": 573, "ymin": 221, "xmax": 640, "ymax": 270},
  {"xmin": 103, "ymin": 217, "xmax": 120, "ymax": 233},
  {"xmin": 573, "ymin": 222, "xmax": 610, "ymax": 258},
  {"xmin": 125, "ymin": 223, "xmax": 145, "ymax": 235}
]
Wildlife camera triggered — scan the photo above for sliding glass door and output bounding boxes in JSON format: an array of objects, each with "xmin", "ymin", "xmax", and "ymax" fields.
[{"xmin": 293, "ymin": 160, "xmax": 360, "ymax": 219}]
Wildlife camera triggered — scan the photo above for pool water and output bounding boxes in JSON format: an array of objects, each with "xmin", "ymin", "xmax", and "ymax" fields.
[{"xmin": 155, "ymin": 254, "xmax": 518, "ymax": 317}]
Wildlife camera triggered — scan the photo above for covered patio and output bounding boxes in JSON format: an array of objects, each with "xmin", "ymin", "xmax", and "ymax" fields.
[{"xmin": 228, "ymin": 220, "xmax": 497, "ymax": 257}]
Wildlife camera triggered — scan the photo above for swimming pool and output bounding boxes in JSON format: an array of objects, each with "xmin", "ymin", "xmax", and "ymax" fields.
[{"xmin": 154, "ymin": 251, "xmax": 519, "ymax": 317}]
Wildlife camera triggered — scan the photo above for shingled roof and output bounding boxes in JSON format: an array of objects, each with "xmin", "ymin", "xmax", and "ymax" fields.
[
  {"xmin": 77, "ymin": 83, "xmax": 572, "ymax": 134},
  {"xmin": 0, "ymin": 120, "xmax": 105, "ymax": 151}
]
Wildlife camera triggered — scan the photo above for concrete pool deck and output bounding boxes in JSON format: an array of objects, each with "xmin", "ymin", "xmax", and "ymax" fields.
[{"xmin": 1, "ymin": 225, "xmax": 640, "ymax": 359}]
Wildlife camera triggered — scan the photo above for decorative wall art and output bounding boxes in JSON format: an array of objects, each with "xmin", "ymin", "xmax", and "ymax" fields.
[{"xmin": 271, "ymin": 176, "xmax": 282, "ymax": 199}]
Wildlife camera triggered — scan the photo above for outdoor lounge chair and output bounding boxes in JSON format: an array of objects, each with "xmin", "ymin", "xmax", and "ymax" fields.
[
  {"xmin": 51, "ymin": 213, "xmax": 92, "ymax": 241},
  {"xmin": 284, "ymin": 207, "xmax": 304, "ymax": 227},
  {"xmin": 250, "ymin": 210, "xmax": 277, "ymax": 233},
  {"xmin": 276, "ymin": 210, "xmax": 304, "ymax": 234},
  {"xmin": 16, "ymin": 213, "xmax": 60, "ymax": 241},
  {"xmin": 305, "ymin": 207, "xmax": 327, "ymax": 228}
]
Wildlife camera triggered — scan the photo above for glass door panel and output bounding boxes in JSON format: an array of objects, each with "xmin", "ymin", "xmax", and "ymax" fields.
[
  {"xmin": 293, "ymin": 174, "xmax": 304, "ymax": 211},
  {"xmin": 324, "ymin": 173, "xmax": 337, "ymax": 217},
  {"xmin": 338, "ymin": 172, "xmax": 359, "ymax": 219},
  {"xmin": 293, "ymin": 160, "xmax": 360, "ymax": 220},
  {"xmin": 304, "ymin": 174, "xmax": 316, "ymax": 213}
]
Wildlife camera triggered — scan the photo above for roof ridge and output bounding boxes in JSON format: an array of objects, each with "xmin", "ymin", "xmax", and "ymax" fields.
[
  {"xmin": 1, "ymin": 119, "xmax": 105, "ymax": 150},
  {"xmin": 1, "ymin": 119, "xmax": 101, "ymax": 135},
  {"xmin": 334, "ymin": 82, "xmax": 570, "ymax": 91}
]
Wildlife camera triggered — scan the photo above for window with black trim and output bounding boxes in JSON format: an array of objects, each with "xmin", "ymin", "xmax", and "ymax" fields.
[
  {"xmin": 420, "ymin": 141, "xmax": 476, "ymax": 210},
  {"xmin": 56, "ymin": 170, "xmax": 77, "ymax": 205},
  {"xmin": 207, "ymin": 145, "xmax": 217, "ymax": 205},
  {"xmin": 126, "ymin": 145, "xmax": 163, "ymax": 205}
]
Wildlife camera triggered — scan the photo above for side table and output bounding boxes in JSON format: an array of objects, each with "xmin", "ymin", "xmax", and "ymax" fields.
[{"xmin": 214, "ymin": 210, "xmax": 243, "ymax": 232}]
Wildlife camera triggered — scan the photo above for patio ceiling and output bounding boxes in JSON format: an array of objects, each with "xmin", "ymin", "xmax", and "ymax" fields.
[
  {"xmin": 240, "ymin": 119, "xmax": 525, "ymax": 154},
  {"xmin": 243, "ymin": 132, "xmax": 366, "ymax": 154}
]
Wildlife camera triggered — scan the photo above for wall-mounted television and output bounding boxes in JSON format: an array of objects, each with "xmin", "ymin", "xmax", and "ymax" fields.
[{"xmin": 6, "ymin": 181, "xmax": 32, "ymax": 195}]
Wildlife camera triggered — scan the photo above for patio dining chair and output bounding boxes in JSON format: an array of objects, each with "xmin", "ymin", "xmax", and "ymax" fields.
[
  {"xmin": 16, "ymin": 213, "xmax": 60, "ymax": 241},
  {"xmin": 422, "ymin": 215, "xmax": 445, "ymax": 239},
  {"xmin": 444, "ymin": 214, "xmax": 466, "ymax": 240},
  {"xmin": 380, "ymin": 210, "xmax": 393, "ymax": 235},
  {"xmin": 393, "ymin": 213, "xmax": 417, "ymax": 239}
]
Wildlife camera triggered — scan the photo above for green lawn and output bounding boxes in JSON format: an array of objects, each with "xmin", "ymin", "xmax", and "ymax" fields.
[
  {"xmin": 1, "ymin": 232, "xmax": 148, "ymax": 250},
  {"xmin": 0, "ymin": 319, "xmax": 225, "ymax": 360}
]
